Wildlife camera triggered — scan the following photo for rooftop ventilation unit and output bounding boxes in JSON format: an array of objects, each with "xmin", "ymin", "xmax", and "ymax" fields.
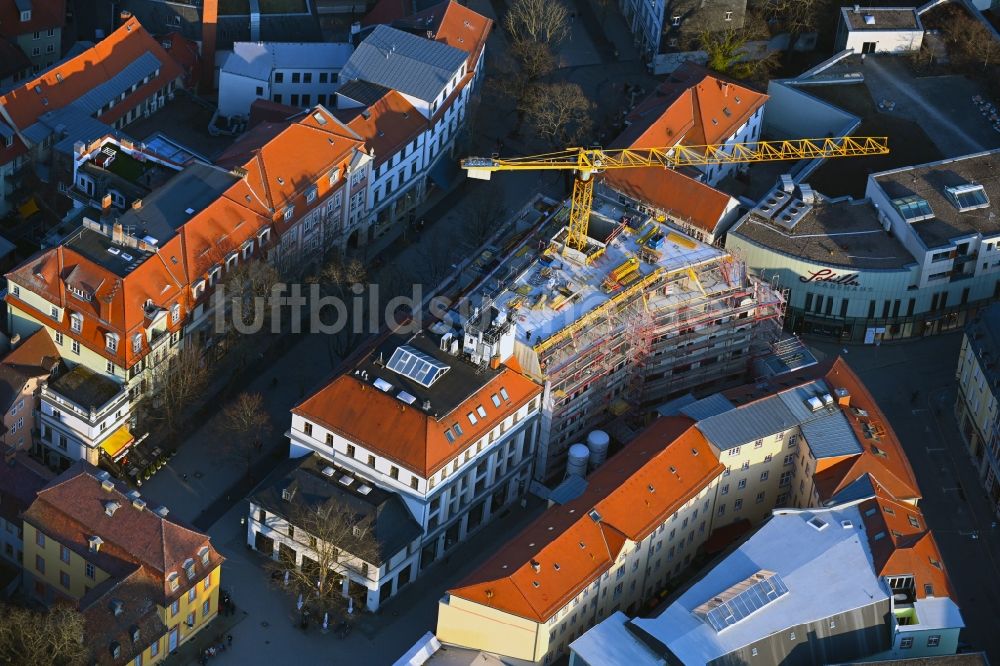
[
  {"xmin": 863, "ymin": 14, "xmax": 875, "ymax": 24},
  {"xmin": 154, "ymin": 506, "xmax": 169, "ymax": 518},
  {"xmin": 808, "ymin": 516, "xmax": 828, "ymax": 531},
  {"xmin": 820, "ymin": 393, "xmax": 834, "ymax": 406},
  {"xmin": 397, "ymin": 390, "xmax": 417, "ymax": 405},
  {"xmin": 773, "ymin": 200, "xmax": 813, "ymax": 231},
  {"xmin": 805, "ymin": 396, "xmax": 824, "ymax": 411},
  {"xmin": 357, "ymin": 485, "xmax": 372, "ymax": 495},
  {"xmin": 373, "ymin": 377, "xmax": 394, "ymax": 392},
  {"xmin": 338, "ymin": 475, "xmax": 354, "ymax": 486},
  {"xmin": 321, "ymin": 466, "xmax": 335, "ymax": 477}
]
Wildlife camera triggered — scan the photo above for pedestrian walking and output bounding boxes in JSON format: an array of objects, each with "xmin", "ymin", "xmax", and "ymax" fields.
[{"xmin": 227, "ymin": 634, "xmax": 233, "ymax": 647}]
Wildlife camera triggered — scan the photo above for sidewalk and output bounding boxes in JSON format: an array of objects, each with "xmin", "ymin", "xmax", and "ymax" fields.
[{"xmin": 188, "ymin": 496, "xmax": 547, "ymax": 666}]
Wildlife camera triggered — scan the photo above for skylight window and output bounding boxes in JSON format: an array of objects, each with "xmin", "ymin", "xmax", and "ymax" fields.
[
  {"xmin": 491, "ymin": 394, "xmax": 501, "ymax": 408},
  {"xmin": 499, "ymin": 388, "xmax": 510, "ymax": 401},
  {"xmin": 386, "ymin": 346, "xmax": 450, "ymax": 387},
  {"xmin": 476, "ymin": 405, "xmax": 487, "ymax": 418},
  {"xmin": 945, "ymin": 183, "xmax": 990, "ymax": 212},
  {"xmin": 467, "ymin": 412, "xmax": 478, "ymax": 425},
  {"xmin": 694, "ymin": 571, "xmax": 789, "ymax": 632},
  {"xmin": 891, "ymin": 195, "xmax": 934, "ymax": 222}
]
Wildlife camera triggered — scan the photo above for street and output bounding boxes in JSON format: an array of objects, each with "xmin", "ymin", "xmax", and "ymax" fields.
[{"xmin": 812, "ymin": 335, "xmax": 1000, "ymax": 660}]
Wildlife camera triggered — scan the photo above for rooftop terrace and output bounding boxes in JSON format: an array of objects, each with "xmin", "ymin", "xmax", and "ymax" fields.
[{"xmin": 64, "ymin": 227, "xmax": 155, "ymax": 278}]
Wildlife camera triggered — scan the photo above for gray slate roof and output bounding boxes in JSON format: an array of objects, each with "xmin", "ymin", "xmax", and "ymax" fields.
[
  {"xmin": 679, "ymin": 393, "xmax": 734, "ymax": 421},
  {"xmin": 251, "ymin": 453, "xmax": 422, "ymax": 564},
  {"xmin": 339, "ymin": 25, "xmax": 467, "ymax": 104},
  {"xmin": 799, "ymin": 411, "xmax": 863, "ymax": 459},
  {"xmin": 696, "ymin": 395, "xmax": 798, "ymax": 450}
]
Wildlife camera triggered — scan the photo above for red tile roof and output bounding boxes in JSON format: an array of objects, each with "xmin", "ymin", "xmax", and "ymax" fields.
[
  {"xmin": 448, "ymin": 417, "xmax": 724, "ymax": 622},
  {"xmin": 23, "ymin": 462, "xmax": 223, "ymax": 604},
  {"xmin": 293, "ymin": 362, "xmax": 541, "ymax": 477},
  {"xmin": 344, "ymin": 89, "xmax": 427, "ymax": 167},
  {"xmin": 859, "ymin": 480, "xmax": 953, "ymax": 599},
  {"xmin": 0, "ymin": 0, "xmax": 65, "ymax": 37},
  {"xmin": 601, "ymin": 169, "xmax": 735, "ymax": 235},
  {"xmin": 814, "ymin": 357, "xmax": 921, "ymax": 502},
  {"xmin": 160, "ymin": 31, "xmax": 201, "ymax": 89},
  {"xmin": 6, "ymin": 241, "xmax": 188, "ymax": 369},
  {"xmin": 0, "ymin": 17, "xmax": 183, "ymax": 132},
  {"xmin": 410, "ymin": 1, "xmax": 492, "ymax": 67}
]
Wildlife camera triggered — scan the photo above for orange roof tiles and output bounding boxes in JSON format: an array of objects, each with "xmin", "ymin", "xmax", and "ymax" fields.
[
  {"xmin": 449, "ymin": 418, "xmax": 724, "ymax": 622},
  {"xmin": 23, "ymin": 463, "xmax": 224, "ymax": 604},
  {"xmin": 0, "ymin": 17, "xmax": 183, "ymax": 132},
  {"xmin": 411, "ymin": 1, "xmax": 492, "ymax": 67},
  {"xmin": 344, "ymin": 89, "xmax": 426, "ymax": 167},
  {"xmin": 293, "ymin": 361, "xmax": 541, "ymax": 477},
  {"xmin": 817, "ymin": 357, "xmax": 921, "ymax": 501},
  {"xmin": 601, "ymin": 169, "xmax": 735, "ymax": 235},
  {"xmin": 859, "ymin": 481, "xmax": 953, "ymax": 599}
]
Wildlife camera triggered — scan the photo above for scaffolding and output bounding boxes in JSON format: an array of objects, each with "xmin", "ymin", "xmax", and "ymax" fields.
[{"xmin": 458, "ymin": 194, "xmax": 788, "ymax": 481}]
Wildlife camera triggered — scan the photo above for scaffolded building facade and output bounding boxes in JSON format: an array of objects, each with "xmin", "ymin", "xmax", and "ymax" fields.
[{"xmin": 463, "ymin": 194, "xmax": 786, "ymax": 482}]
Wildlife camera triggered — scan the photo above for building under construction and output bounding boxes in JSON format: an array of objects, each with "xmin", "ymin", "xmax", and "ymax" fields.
[{"xmin": 459, "ymin": 192, "xmax": 787, "ymax": 482}]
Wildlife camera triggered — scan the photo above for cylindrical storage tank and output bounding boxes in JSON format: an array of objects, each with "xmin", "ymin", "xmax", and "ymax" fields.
[
  {"xmin": 587, "ymin": 430, "xmax": 610, "ymax": 469},
  {"xmin": 566, "ymin": 444, "xmax": 590, "ymax": 478}
]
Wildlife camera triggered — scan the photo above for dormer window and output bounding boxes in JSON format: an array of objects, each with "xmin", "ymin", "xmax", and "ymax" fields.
[
  {"xmin": 20, "ymin": 10, "xmax": 30, "ymax": 21},
  {"xmin": 184, "ymin": 558, "xmax": 196, "ymax": 580},
  {"xmin": 199, "ymin": 546, "xmax": 210, "ymax": 566},
  {"xmin": 70, "ymin": 313, "xmax": 83, "ymax": 333},
  {"xmin": 105, "ymin": 333, "xmax": 119, "ymax": 352},
  {"xmin": 168, "ymin": 572, "xmax": 179, "ymax": 591},
  {"xmin": 88, "ymin": 535, "xmax": 103, "ymax": 552},
  {"xmin": 283, "ymin": 206, "xmax": 295, "ymax": 221},
  {"xmin": 132, "ymin": 334, "xmax": 142, "ymax": 354},
  {"xmin": 171, "ymin": 303, "xmax": 181, "ymax": 324},
  {"xmin": 192, "ymin": 279, "xmax": 206, "ymax": 298},
  {"xmin": 225, "ymin": 252, "xmax": 238, "ymax": 270},
  {"xmin": 258, "ymin": 227, "xmax": 271, "ymax": 245},
  {"xmin": 110, "ymin": 642, "xmax": 120, "ymax": 659},
  {"xmin": 241, "ymin": 240, "xmax": 254, "ymax": 259},
  {"xmin": 130, "ymin": 626, "xmax": 140, "ymax": 643},
  {"xmin": 208, "ymin": 266, "xmax": 222, "ymax": 287},
  {"xmin": 306, "ymin": 187, "xmax": 317, "ymax": 204},
  {"xmin": 328, "ymin": 169, "xmax": 339, "ymax": 186}
]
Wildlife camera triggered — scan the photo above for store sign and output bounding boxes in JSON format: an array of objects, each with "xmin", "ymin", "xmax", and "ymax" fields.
[{"xmin": 799, "ymin": 269, "xmax": 861, "ymax": 287}]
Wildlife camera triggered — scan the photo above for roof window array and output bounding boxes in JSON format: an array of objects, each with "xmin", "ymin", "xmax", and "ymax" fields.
[
  {"xmin": 693, "ymin": 570, "xmax": 789, "ymax": 632},
  {"xmin": 387, "ymin": 345, "xmax": 450, "ymax": 387},
  {"xmin": 892, "ymin": 195, "xmax": 934, "ymax": 222},
  {"xmin": 945, "ymin": 183, "xmax": 990, "ymax": 212}
]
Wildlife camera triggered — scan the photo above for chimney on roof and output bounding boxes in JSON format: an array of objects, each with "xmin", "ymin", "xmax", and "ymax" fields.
[
  {"xmin": 489, "ymin": 355, "xmax": 501, "ymax": 370},
  {"xmin": 530, "ymin": 559, "xmax": 541, "ymax": 573},
  {"xmin": 854, "ymin": 4, "xmax": 860, "ymax": 12},
  {"xmin": 9, "ymin": 333, "xmax": 20, "ymax": 348},
  {"xmin": 835, "ymin": 387, "xmax": 851, "ymax": 406},
  {"xmin": 112, "ymin": 221, "xmax": 124, "ymax": 244},
  {"xmin": 132, "ymin": 199, "xmax": 143, "ymax": 211},
  {"xmin": 201, "ymin": 0, "xmax": 219, "ymax": 96},
  {"xmin": 154, "ymin": 506, "xmax": 169, "ymax": 518},
  {"xmin": 102, "ymin": 194, "xmax": 112, "ymax": 212},
  {"xmin": 120, "ymin": 10, "xmax": 132, "ymax": 23}
]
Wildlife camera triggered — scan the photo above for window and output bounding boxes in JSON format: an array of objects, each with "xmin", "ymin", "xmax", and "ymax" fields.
[
  {"xmin": 303, "ymin": 423, "xmax": 312, "ymax": 437},
  {"xmin": 35, "ymin": 555, "xmax": 44, "ymax": 573},
  {"xmin": 367, "ymin": 454, "xmax": 376, "ymax": 468},
  {"xmin": 132, "ymin": 334, "xmax": 142, "ymax": 353},
  {"xmin": 390, "ymin": 466, "xmax": 399, "ymax": 480},
  {"xmin": 410, "ymin": 477, "xmax": 419, "ymax": 490},
  {"xmin": 70, "ymin": 313, "xmax": 82, "ymax": 331},
  {"xmin": 753, "ymin": 439, "xmax": 763, "ymax": 449},
  {"xmin": 779, "ymin": 471, "xmax": 792, "ymax": 487},
  {"xmin": 255, "ymin": 86, "xmax": 263, "ymax": 96},
  {"xmin": 86, "ymin": 562, "xmax": 95, "ymax": 579},
  {"xmin": 284, "ymin": 206, "xmax": 294, "ymax": 221},
  {"xmin": 203, "ymin": 600, "xmax": 210, "ymax": 617},
  {"xmin": 900, "ymin": 637, "xmax": 914, "ymax": 649},
  {"xmin": 171, "ymin": 600, "xmax": 180, "ymax": 616},
  {"xmin": 717, "ymin": 504, "xmax": 726, "ymax": 516},
  {"xmin": 783, "ymin": 454, "xmax": 793, "ymax": 466},
  {"xmin": 106, "ymin": 361, "xmax": 115, "ymax": 374},
  {"xmin": 60, "ymin": 571, "xmax": 70, "ymax": 588},
  {"xmin": 789, "ymin": 631, "xmax": 796, "ymax": 641},
  {"xmin": 319, "ymin": 72, "xmax": 328, "ymax": 83},
  {"xmin": 737, "ymin": 479, "xmax": 746, "ymax": 490},
  {"xmin": 927, "ymin": 636, "xmax": 941, "ymax": 648},
  {"xmin": 788, "ymin": 435, "xmax": 798, "ymax": 449},
  {"xmin": 671, "ymin": 15, "xmax": 681, "ymax": 26},
  {"xmin": 35, "ymin": 531, "xmax": 44, "ymax": 547},
  {"xmin": 741, "ymin": 460, "xmax": 750, "ymax": 471},
  {"xmin": 720, "ymin": 484, "xmax": 729, "ymax": 495},
  {"xmin": 346, "ymin": 444, "xmax": 356, "ymax": 458},
  {"xmin": 729, "ymin": 447, "xmax": 741, "ymax": 457},
  {"xmin": 186, "ymin": 612, "xmax": 195, "ymax": 628},
  {"xmin": 734, "ymin": 499, "xmax": 743, "ymax": 511},
  {"xmin": 760, "ymin": 471, "xmax": 769, "ymax": 482},
  {"xmin": 171, "ymin": 303, "xmax": 181, "ymax": 324},
  {"xmin": 55, "ymin": 331, "xmax": 63, "ymax": 345},
  {"xmin": 756, "ymin": 491, "xmax": 766, "ymax": 503},
  {"xmin": 725, "ymin": 10, "xmax": 733, "ymax": 20},
  {"xmin": 274, "ymin": 72, "xmax": 284, "ymax": 83},
  {"xmin": 188, "ymin": 587, "xmax": 197, "ymax": 602},
  {"xmin": 150, "ymin": 639, "xmax": 159, "ymax": 657},
  {"xmin": 292, "ymin": 72, "xmax": 301, "ymax": 83},
  {"xmin": 104, "ymin": 335, "xmax": 116, "ymax": 353},
  {"xmin": 60, "ymin": 545, "xmax": 70, "ymax": 563}
]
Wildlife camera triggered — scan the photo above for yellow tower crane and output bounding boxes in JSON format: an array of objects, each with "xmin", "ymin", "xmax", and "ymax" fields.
[{"xmin": 462, "ymin": 136, "xmax": 889, "ymax": 256}]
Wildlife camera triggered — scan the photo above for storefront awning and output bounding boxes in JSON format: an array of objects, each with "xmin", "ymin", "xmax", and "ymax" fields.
[{"xmin": 100, "ymin": 426, "xmax": 135, "ymax": 462}]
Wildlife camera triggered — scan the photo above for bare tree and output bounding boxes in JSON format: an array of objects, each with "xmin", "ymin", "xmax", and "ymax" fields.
[
  {"xmin": 504, "ymin": 0, "xmax": 570, "ymax": 45},
  {"xmin": 760, "ymin": 0, "xmax": 833, "ymax": 47},
  {"xmin": 464, "ymin": 181, "xmax": 508, "ymax": 247},
  {"xmin": 139, "ymin": 341, "xmax": 210, "ymax": 437},
  {"xmin": 313, "ymin": 255, "xmax": 370, "ymax": 365},
  {"xmin": 266, "ymin": 499, "xmax": 380, "ymax": 617},
  {"xmin": 219, "ymin": 392, "xmax": 272, "ymax": 476},
  {"xmin": 700, "ymin": 29, "xmax": 780, "ymax": 83},
  {"xmin": 0, "ymin": 603, "xmax": 87, "ymax": 665},
  {"xmin": 942, "ymin": 11, "xmax": 1000, "ymax": 69},
  {"xmin": 520, "ymin": 82, "xmax": 594, "ymax": 147},
  {"xmin": 510, "ymin": 39, "xmax": 556, "ymax": 82}
]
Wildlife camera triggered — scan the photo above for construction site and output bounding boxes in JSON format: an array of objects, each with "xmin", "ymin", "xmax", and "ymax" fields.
[{"xmin": 458, "ymin": 190, "xmax": 787, "ymax": 482}]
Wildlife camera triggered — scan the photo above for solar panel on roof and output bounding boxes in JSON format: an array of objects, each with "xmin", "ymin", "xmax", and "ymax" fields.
[{"xmin": 386, "ymin": 345, "xmax": 451, "ymax": 387}]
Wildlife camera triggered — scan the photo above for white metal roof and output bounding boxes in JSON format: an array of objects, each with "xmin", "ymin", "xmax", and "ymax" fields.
[{"xmin": 222, "ymin": 41, "xmax": 354, "ymax": 81}]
